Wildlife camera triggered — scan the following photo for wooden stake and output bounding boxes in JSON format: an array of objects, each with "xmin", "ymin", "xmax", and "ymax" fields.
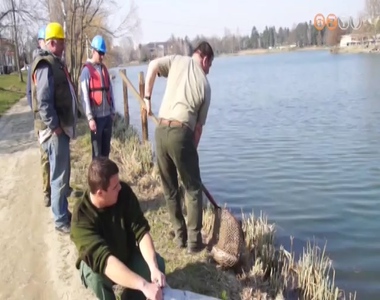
[
  {"xmin": 121, "ymin": 69, "xmax": 129, "ymax": 126},
  {"xmin": 139, "ymin": 71, "xmax": 148, "ymax": 141}
]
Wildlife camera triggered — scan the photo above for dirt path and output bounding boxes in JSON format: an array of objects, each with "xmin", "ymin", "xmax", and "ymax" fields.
[{"xmin": 0, "ymin": 98, "xmax": 95, "ymax": 300}]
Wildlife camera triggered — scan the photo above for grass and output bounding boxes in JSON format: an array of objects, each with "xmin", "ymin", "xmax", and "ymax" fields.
[
  {"xmin": 0, "ymin": 72, "xmax": 27, "ymax": 116},
  {"xmin": 69, "ymin": 114, "xmax": 357, "ymax": 300}
]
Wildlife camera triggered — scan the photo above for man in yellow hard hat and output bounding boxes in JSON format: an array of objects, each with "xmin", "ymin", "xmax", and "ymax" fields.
[{"xmin": 30, "ymin": 22, "xmax": 79, "ymax": 234}]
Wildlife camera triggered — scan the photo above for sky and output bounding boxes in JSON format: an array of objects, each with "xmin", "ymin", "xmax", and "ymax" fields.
[{"xmin": 113, "ymin": 0, "xmax": 365, "ymax": 44}]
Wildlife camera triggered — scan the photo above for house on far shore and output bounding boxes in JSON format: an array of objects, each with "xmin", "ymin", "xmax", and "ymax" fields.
[
  {"xmin": 339, "ymin": 34, "xmax": 361, "ymax": 47},
  {"xmin": 145, "ymin": 42, "xmax": 171, "ymax": 59},
  {"xmin": 0, "ymin": 38, "xmax": 16, "ymax": 74},
  {"xmin": 143, "ymin": 39, "xmax": 192, "ymax": 60},
  {"xmin": 339, "ymin": 33, "xmax": 380, "ymax": 47}
]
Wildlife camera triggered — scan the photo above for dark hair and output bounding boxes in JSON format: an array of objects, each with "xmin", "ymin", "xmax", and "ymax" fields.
[
  {"xmin": 193, "ymin": 41, "xmax": 214, "ymax": 60},
  {"xmin": 88, "ymin": 157, "xmax": 119, "ymax": 193}
]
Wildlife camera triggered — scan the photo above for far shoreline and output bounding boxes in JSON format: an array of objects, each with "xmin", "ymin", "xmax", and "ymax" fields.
[
  {"xmin": 220, "ymin": 46, "xmax": 328, "ymax": 57},
  {"xmin": 114, "ymin": 45, "xmax": 378, "ymax": 71},
  {"xmin": 117, "ymin": 46, "xmax": 328, "ymax": 69}
]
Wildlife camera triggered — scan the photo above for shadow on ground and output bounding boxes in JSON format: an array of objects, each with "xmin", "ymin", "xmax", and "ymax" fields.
[
  {"xmin": 0, "ymin": 102, "xmax": 36, "ymax": 154},
  {"xmin": 0, "ymin": 99, "xmax": 89, "ymax": 155},
  {"xmin": 165, "ymin": 261, "xmax": 238, "ymax": 300}
]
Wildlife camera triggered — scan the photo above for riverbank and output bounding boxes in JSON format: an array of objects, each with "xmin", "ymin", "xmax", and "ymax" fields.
[
  {"xmin": 330, "ymin": 45, "xmax": 379, "ymax": 54},
  {"xmin": 68, "ymin": 115, "xmax": 357, "ymax": 299},
  {"xmin": 0, "ymin": 73, "xmax": 26, "ymax": 116},
  {"xmin": 220, "ymin": 46, "xmax": 327, "ymax": 58}
]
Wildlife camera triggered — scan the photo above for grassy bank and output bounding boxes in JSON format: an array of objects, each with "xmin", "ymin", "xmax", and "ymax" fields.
[
  {"xmin": 0, "ymin": 73, "xmax": 27, "ymax": 116},
  {"xmin": 69, "ymin": 115, "xmax": 357, "ymax": 300}
]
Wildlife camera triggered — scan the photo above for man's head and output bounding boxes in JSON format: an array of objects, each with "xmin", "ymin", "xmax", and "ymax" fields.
[
  {"xmin": 88, "ymin": 157, "xmax": 121, "ymax": 208},
  {"xmin": 90, "ymin": 35, "xmax": 106, "ymax": 64},
  {"xmin": 37, "ymin": 26, "xmax": 46, "ymax": 49},
  {"xmin": 192, "ymin": 41, "xmax": 214, "ymax": 75},
  {"xmin": 44, "ymin": 22, "xmax": 65, "ymax": 58}
]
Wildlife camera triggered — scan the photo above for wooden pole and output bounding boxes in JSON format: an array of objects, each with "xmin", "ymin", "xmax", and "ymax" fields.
[
  {"xmin": 138, "ymin": 71, "xmax": 148, "ymax": 141},
  {"xmin": 121, "ymin": 69, "xmax": 129, "ymax": 126}
]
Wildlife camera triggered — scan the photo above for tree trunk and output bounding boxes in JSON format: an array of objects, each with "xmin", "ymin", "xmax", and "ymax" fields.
[{"xmin": 11, "ymin": 0, "xmax": 23, "ymax": 82}]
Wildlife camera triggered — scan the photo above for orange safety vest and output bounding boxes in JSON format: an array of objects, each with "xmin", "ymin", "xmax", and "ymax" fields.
[{"xmin": 84, "ymin": 62, "xmax": 111, "ymax": 106}]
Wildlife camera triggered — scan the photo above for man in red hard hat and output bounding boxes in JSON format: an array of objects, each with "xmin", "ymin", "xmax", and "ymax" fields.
[{"xmin": 80, "ymin": 35, "xmax": 115, "ymax": 159}]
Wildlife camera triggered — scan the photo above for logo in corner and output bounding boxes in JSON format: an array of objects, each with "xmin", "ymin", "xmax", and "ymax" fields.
[
  {"xmin": 326, "ymin": 14, "xmax": 338, "ymax": 30},
  {"xmin": 314, "ymin": 13, "xmax": 325, "ymax": 31}
]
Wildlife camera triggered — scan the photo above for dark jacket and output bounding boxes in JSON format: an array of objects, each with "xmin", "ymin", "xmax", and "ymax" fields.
[
  {"xmin": 70, "ymin": 181, "xmax": 151, "ymax": 274},
  {"xmin": 31, "ymin": 50, "xmax": 77, "ymax": 131}
]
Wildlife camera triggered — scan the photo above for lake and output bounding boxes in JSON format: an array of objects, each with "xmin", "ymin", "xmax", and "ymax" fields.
[{"xmin": 109, "ymin": 50, "xmax": 380, "ymax": 299}]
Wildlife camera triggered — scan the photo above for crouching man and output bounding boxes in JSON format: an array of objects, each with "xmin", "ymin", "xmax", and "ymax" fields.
[{"xmin": 70, "ymin": 157, "xmax": 166, "ymax": 300}]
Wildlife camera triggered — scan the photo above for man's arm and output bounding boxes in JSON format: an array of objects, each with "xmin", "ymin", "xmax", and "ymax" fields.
[
  {"xmin": 144, "ymin": 55, "xmax": 175, "ymax": 98},
  {"xmin": 70, "ymin": 208, "xmax": 148, "ymax": 291},
  {"xmin": 79, "ymin": 66, "xmax": 94, "ymax": 121},
  {"xmin": 104, "ymin": 256, "xmax": 148, "ymax": 291},
  {"xmin": 195, "ymin": 85, "xmax": 211, "ymax": 148},
  {"xmin": 194, "ymin": 124, "xmax": 203, "ymax": 149},
  {"xmin": 126, "ymin": 184, "xmax": 158, "ymax": 269},
  {"xmin": 139, "ymin": 232, "xmax": 159, "ymax": 270},
  {"xmin": 35, "ymin": 62, "xmax": 60, "ymax": 131}
]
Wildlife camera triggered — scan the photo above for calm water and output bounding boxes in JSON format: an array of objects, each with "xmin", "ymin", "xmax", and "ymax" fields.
[{"xmin": 109, "ymin": 51, "xmax": 380, "ymax": 299}]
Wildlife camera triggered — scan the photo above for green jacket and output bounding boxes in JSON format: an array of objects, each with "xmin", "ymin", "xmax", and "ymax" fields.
[
  {"xmin": 31, "ymin": 50, "xmax": 77, "ymax": 131},
  {"xmin": 70, "ymin": 181, "xmax": 150, "ymax": 274}
]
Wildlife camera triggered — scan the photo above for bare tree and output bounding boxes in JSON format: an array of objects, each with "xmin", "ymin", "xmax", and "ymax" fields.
[
  {"xmin": 366, "ymin": 0, "xmax": 380, "ymax": 40},
  {"xmin": 40, "ymin": 0, "xmax": 140, "ymax": 89},
  {"xmin": 1, "ymin": 0, "xmax": 36, "ymax": 81}
]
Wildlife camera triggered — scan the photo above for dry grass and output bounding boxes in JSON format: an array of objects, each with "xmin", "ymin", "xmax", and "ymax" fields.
[{"xmin": 69, "ymin": 114, "xmax": 357, "ymax": 300}]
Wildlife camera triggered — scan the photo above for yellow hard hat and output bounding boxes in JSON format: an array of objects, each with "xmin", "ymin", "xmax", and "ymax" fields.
[{"xmin": 45, "ymin": 22, "xmax": 65, "ymax": 40}]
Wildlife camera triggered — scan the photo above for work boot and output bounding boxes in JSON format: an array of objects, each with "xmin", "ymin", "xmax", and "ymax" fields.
[
  {"xmin": 43, "ymin": 195, "xmax": 51, "ymax": 207},
  {"xmin": 169, "ymin": 230, "xmax": 187, "ymax": 248},
  {"xmin": 187, "ymin": 243, "xmax": 206, "ymax": 254},
  {"xmin": 55, "ymin": 224, "xmax": 71, "ymax": 234}
]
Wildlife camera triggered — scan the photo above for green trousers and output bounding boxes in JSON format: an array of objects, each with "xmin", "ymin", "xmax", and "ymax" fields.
[
  {"xmin": 155, "ymin": 124, "xmax": 203, "ymax": 248},
  {"xmin": 79, "ymin": 251, "xmax": 165, "ymax": 300},
  {"xmin": 39, "ymin": 144, "xmax": 51, "ymax": 198}
]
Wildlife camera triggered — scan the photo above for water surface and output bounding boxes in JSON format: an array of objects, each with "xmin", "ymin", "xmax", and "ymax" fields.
[{"xmin": 110, "ymin": 51, "xmax": 380, "ymax": 299}]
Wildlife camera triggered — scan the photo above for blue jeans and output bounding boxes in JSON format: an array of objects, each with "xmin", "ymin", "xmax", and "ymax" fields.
[
  {"xmin": 41, "ymin": 132, "xmax": 71, "ymax": 228},
  {"xmin": 91, "ymin": 116, "xmax": 112, "ymax": 159}
]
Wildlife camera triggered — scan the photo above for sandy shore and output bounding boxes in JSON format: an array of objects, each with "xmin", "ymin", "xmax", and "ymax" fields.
[{"xmin": 0, "ymin": 98, "xmax": 95, "ymax": 300}]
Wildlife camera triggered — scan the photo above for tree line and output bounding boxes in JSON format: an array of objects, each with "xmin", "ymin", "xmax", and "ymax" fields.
[
  {"xmin": 160, "ymin": 20, "xmax": 357, "ymax": 57},
  {"xmin": 0, "ymin": 0, "xmax": 377, "ymax": 85}
]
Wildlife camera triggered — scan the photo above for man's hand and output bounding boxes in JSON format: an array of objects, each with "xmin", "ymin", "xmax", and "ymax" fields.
[
  {"xmin": 141, "ymin": 281, "xmax": 163, "ymax": 300},
  {"xmin": 89, "ymin": 119, "xmax": 97, "ymax": 132},
  {"xmin": 150, "ymin": 266, "xmax": 166, "ymax": 287},
  {"xmin": 144, "ymin": 97, "xmax": 152, "ymax": 116},
  {"xmin": 53, "ymin": 127, "xmax": 63, "ymax": 135}
]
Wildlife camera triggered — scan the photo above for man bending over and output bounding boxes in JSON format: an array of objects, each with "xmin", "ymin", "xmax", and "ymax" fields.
[{"xmin": 70, "ymin": 157, "xmax": 165, "ymax": 300}]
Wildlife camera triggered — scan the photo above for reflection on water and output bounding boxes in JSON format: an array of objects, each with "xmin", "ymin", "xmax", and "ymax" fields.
[{"xmin": 109, "ymin": 51, "xmax": 380, "ymax": 299}]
